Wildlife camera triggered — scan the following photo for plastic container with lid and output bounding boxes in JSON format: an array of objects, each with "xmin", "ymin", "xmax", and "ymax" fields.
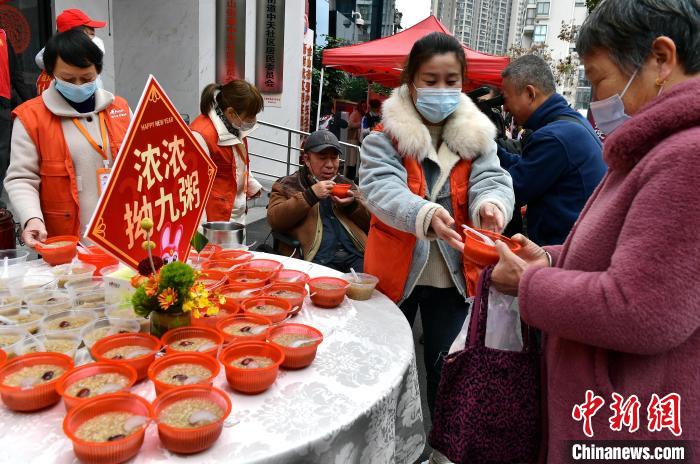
[
  {"xmin": 272, "ymin": 269, "xmax": 310, "ymax": 287},
  {"xmin": 91, "ymin": 332, "xmax": 162, "ymax": 381},
  {"xmin": 307, "ymin": 277, "xmax": 350, "ymax": 308},
  {"xmin": 25, "ymin": 290, "xmax": 72, "ymax": 314},
  {"xmin": 161, "ymin": 326, "xmax": 223, "ymax": 358},
  {"xmin": 216, "ymin": 314, "xmax": 272, "ymax": 344},
  {"xmin": 268, "ymin": 323, "xmax": 323, "ymax": 369},
  {"xmin": 0, "ymin": 351, "xmax": 74, "ymax": 411},
  {"xmin": 104, "ymin": 304, "xmax": 149, "ymax": 333},
  {"xmin": 82, "ymin": 317, "xmax": 141, "ymax": 349},
  {"xmin": 219, "ymin": 341, "xmax": 284, "ymax": 394},
  {"xmin": 152, "ymin": 385, "xmax": 232, "ymax": 454},
  {"xmin": 9, "ymin": 274, "xmax": 57, "ymax": 299},
  {"xmin": 40, "ymin": 310, "xmax": 98, "ymax": 337},
  {"xmin": 16, "ymin": 332, "xmax": 83, "ymax": 359},
  {"xmin": 0, "ymin": 250, "xmax": 30, "ymax": 293},
  {"xmin": 240, "ymin": 296, "xmax": 291, "ymax": 324},
  {"xmin": 51, "ymin": 263, "xmax": 97, "ymax": 289},
  {"xmin": 63, "ymin": 392, "xmax": 152, "ymax": 464},
  {"xmin": 100, "ymin": 265, "xmax": 137, "ymax": 305},
  {"xmin": 0, "ymin": 294, "xmax": 22, "ymax": 314},
  {"xmin": 342, "ymin": 272, "xmax": 379, "ymax": 301},
  {"xmin": 56, "ymin": 361, "xmax": 138, "ymax": 411},
  {"xmin": 35, "ymin": 235, "xmax": 79, "ymax": 266},
  {"xmin": 462, "ymin": 227, "xmax": 522, "ymax": 267},
  {"xmin": 259, "ymin": 283, "xmax": 307, "ymax": 314},
  {"xmin": 147, "ymin": 352, "xmax": 220, "ymax": 396},
  {"xmin": 0, "ymin": 306, "xmax": 47, "ymax": 334},
  {"xmin": 65, "ymin": 277, "xmax": 105, "ymax": 302},
  {"xmin": 0, "ymin": 326, "xmax": 29, "ymax": 358}
]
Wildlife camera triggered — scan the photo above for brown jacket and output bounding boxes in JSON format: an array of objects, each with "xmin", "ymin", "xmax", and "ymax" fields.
[{"xmin": 267, "ymin": 167, "xmax": 370, "ymax": 261}]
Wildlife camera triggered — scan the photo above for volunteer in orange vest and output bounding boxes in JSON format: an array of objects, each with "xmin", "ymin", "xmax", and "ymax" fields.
[
  {"xmin": 35, "ymin": 8, "xmax": 107, "ymax": 95},
  {"xmin": 191, "ymin": 80, "xmax": 263, "ymax": 224},
  {"xmin": 5, "ymin": 29, "xmax": 131, "ymax": 248},
  {"xmin": 360, "ymin": 32, "xmax": 515, "ymax": 416}
]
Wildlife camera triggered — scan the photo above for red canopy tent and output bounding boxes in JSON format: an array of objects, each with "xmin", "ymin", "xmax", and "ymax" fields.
[{"xmin": 322, "ymin": 15, "xmax": 510, "ymax": 90}]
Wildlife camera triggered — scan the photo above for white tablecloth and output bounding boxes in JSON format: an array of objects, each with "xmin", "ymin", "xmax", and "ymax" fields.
[{"xmin": 0, "ymin": 253, "xmax": 425, "ymax": 463}]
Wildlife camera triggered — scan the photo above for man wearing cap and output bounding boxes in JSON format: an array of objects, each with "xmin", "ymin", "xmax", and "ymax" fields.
[
  {"xmin": 267, "ymin": 130, "xmax": 370, "ymax": 272},
  {"xmin": 35, "ymin": 9, "xmax": 107, "ymax": 95}
]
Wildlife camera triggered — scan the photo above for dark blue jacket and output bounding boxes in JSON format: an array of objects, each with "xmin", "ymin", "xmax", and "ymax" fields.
[{"xmin": 498, "ymin": 93, "xmax": 606, "ymax": 245}]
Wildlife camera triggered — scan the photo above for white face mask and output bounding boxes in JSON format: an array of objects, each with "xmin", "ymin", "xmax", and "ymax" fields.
[
  {"xmin": 413, "ymin": 84, "xmax": 462, "ymax": 123},
  {"xmin": 589, "ymin": 69, "xmax": 637, "ymax": 136}
]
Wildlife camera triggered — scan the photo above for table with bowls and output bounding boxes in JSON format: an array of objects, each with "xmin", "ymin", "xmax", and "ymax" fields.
[{"xmin": 0, "ymin": 252, "xmax": 424, "ymax": 463}]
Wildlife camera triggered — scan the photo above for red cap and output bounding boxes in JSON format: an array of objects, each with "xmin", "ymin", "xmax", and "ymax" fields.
[{"xmin": 56, "ymin": 9, "xmax": 107, "ymax": 33}]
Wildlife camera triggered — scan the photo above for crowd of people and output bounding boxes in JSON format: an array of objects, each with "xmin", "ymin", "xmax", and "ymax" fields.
[{"xmin": 1, "ymin": 0, "xmax": 698, "ymax": 461}]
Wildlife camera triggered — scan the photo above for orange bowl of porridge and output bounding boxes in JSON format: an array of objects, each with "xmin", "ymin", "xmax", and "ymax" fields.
[
  {"xmin": 148, "ymin": 352, "xmax": 220, "ymax": 396},
  {"xmin": 57, "ymin": 361, "xmax": 137, "ymax": 411},
  {"xmin": 307, "ymin": 277, "xmax": 350, "ymax": 308},
  {"xmin": 63, "ymin": 392, "xmax": 152, "ymax": 464},
  {"xmin": 0, "ymin": 351, "xmax": 73, "ymax": 411},
  {"xmin": 35, "ymin": 235, "xmax": 79, "ymax": 266},
  {"xmin": 216, "ymin": 314, "xmax": 272, "ymax": 344},
  {"xmin": 161, "ymin": 326, "xmax": 223, "ymax": 358},
  {"xmin": 91, "ymin": 333, "xmax": 162, "ymax": 381},
  {"xmin": 219, "ymin": 341, "xmax": 284, "ymax": 394},
  {"xmin": 268, "ymin": 323, "xmax": 323, "ymax": 369},
  {"xmin": 240, "ymin": 296, "xmax": 291, "ymax": 324}
]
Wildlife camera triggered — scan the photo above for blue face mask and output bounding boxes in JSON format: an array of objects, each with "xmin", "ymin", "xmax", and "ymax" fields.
[
  {"xmin": 55, "ymin": 77, "xmax": 98, "ymax": 103},
  {"xmin": 589, "ymin": 69, "xmax": 637, "ymax": 136},
  {"xmin": 413, "ymin": 85, "xmax": 462, "ymax": 123}
]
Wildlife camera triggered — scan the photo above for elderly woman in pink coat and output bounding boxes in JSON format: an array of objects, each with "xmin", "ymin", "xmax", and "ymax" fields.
[{"xmin": 491, "ymin": 0, "xmax": 700, "ymax": 461}]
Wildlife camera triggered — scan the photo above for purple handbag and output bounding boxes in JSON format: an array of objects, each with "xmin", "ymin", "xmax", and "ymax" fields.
[{"xmin": 428, "ymin": 266, "xmax": 542, "ymax": 463}]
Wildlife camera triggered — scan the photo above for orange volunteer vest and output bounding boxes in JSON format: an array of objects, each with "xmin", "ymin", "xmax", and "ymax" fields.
[
  {"xmin": 190, "ymin": 114, "xmax": 250, "ymax": 222},
  {"xmin": 364, "ymin": 126, "xmax": 482, "ymax": 302},
  {"xmin": 12, "ymin": 95, "xmax": 131, "ymax": 236}
]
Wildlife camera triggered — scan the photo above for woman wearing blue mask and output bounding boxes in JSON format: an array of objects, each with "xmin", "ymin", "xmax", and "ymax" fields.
[
  {"xmin": 359, "ymin": 32, "xmax": 514, "ymax": 418},
  {"xmin": 6, "ymin": 29, "xmax": 131, "ymax": 248},
  {"xmin": 191, "ymin": 80, "xmax": 264, "ymax": 224}
]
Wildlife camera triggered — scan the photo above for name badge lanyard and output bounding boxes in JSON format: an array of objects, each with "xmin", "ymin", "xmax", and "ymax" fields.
[{"xmin": 72, "ymin": 113, "xmax": 111, "ymax": 194}]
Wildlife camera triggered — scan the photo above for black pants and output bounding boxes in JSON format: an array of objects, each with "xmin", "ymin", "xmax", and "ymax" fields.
[
  {"xmin": 0, "ymin": 107, "xmax": 11, "ymax": 198},
  {"xmin": 400, "ymin": 286, "xmax": 470, "ymax": 418}
]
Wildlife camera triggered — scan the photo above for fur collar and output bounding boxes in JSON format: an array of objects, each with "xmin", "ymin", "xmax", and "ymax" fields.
[{"xmin": 380, "ymin": 84, "xmax": 496, "ymax": 161}]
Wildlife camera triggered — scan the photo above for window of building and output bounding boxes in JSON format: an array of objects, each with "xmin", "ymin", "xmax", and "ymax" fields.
[
  {"xmin": 536, "ymin": 2, "xmax": 550, "ymax": 15},
  {"xmin": 533, "ymin": 24, "xmax": 547, "ymax": 42},
  {"xmin": 575, "ymin": 87, "xmax": 592, "ymax": 110}
]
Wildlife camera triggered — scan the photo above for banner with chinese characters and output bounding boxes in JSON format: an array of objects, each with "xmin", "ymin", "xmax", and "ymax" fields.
[
  {"xmin": 256, "ymin": 0, "xmax": 285, "ymax": 102},
  {"xmin": 299, "ymin": 28, "xmax": 314, "ymax": 133},
  {"xmin": 86, "ymin": 76, "xmax": 217, "ymax": 270},
  {"xmin": 216, "ymin": 0, "xmax": 246, "ymax": 83}
]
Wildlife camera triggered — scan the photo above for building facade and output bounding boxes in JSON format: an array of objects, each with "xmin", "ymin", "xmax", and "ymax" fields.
[
  {"xmin": 432, "ymin": 0, "xmax": 513, "ymax": 55},
  {"xmin": 328, "ymin": 0, "xmax": 400, "ymax": 44}
]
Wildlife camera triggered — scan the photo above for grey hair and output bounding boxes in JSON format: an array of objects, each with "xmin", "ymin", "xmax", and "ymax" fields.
[
  {"xmin": 501, "ymin": 55, "xmax": 556, "ymax": 94},
  {"xmin": 577, "ymin": 0, "xmax": 700, "ymax": 75}
]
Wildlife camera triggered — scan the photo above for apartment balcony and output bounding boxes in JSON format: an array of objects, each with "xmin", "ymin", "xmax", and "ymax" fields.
[{"xmin": 526, "ymin": 2, "xmax": 537, "ymax": 9}]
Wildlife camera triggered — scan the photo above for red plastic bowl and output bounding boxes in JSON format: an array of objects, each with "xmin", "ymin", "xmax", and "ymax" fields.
[
  {"xmin": 228, "ymin": 268, "xmax": 272, "ymax": 288},
  {"xmin": 273, "ymin": 269, "xmax": 310, "ymax": 287},
  {"xmin": 91, "ymin": 333, "xmax": 162, "ymax": 381},
  {"xmin": 63, "ymin": 392, "xmax": 153, "ymax": 464},
  {"xmin": 0, "ymin": 349, "xmax": 6, "ymax": 367},
  {"xmin": 268, "ymin": 324, "xmax": 323, "ymax": 369},
  {"xmin": 35, "ymin": 235, "xmax": 79, "ymax": 266},
  {"xmin": 463, "ymin": 228, "xmax": 522, "ymax": 267},
  {"xmin": 216, "ymin": 314, "xmax": 272, "ymax": 344},
  {"xmin": 201, "ymin": 259, "xmax": 238, "ymax": 274},
  {"xmin": 0, "ymin": 352, "xmax": 74, "ymax": 411},
  {"xmin": 161, "ymin": 326, "xmax": 223, "ymax": 358},
  {"xmin": 147, "ymin": 353, "xmax": 220, "ymax": 396},
  {"xmin": 240, "ymin": 296, "xmax": 291, "ymax": 324},
  {"xmin": 308, "ymin": 277, "xmax": 350, "ymax": 308},
  {"xmin": 190, "ymin": 244, "xmax": 222, "ymax": 262},
  {"xmin": 196, "ymin": 270, "xmax": 228, "ymax": 292},
  {"xmin": 219, "ymin": 342, "xmax": 284, "ymax": 394},
  {"xmin": 211, "ymin": 249, "xmax": 254, "ymax": 266},
  {"xmin": 260, "ymin": 283, "xmax": 307, "ymax": 314},
  {"xmin": 235, "ymin": 259, "xmax": 283, "ymax": 276},
  {"xmin": 152, "ymin": 385, "xmax": 232, "ymax": 454},
  {"xmin": 219, "ymin": 284, "xmax": 265, "ymax": 313},
  {"xmin": 190, "ymin": 304, "xmax": 239, "ymax": 330},
  {"xmin": 57, "ymin": 362, "xmax": 138, "ymax": 411},
  {"xmin": 331, "ymin": 183, "xmax": 352, "ymax": 198}
]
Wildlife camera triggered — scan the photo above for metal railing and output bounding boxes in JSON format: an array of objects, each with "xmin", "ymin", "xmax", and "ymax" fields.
[{"xmin": 246, "ymin": 120, "xmax": 360, "ymax": 180}]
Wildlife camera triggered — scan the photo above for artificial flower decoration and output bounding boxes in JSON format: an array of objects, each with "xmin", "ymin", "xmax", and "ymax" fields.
[{"xmin": 158, "ymin": 287, "xmax": 178, "ymax": 310}]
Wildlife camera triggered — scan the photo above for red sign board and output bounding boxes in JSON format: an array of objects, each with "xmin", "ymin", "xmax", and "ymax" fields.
[{"xmin": 86, "ymin": 76, "xmax": 217, "ymax": 270}]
